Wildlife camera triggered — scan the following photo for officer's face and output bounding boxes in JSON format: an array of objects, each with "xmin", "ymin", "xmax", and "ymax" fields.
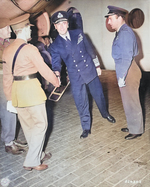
[
  {"xmin": 0, "ymin": 26, "xmax": 11, "ymax": 39},
  {"xmin": 107, "ymin": 15, "xmax": 121, "ymax": 31},
  {"xmin": 54, "ymin": 21, "xmax": 68, "ymax": 35}
]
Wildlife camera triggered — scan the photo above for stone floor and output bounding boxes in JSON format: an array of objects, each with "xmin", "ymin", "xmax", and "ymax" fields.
[{"xmin": 0, "ymin": 70, "xmax": 150, "ymax": 187}]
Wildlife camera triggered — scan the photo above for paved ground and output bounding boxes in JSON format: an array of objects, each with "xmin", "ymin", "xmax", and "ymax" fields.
[{"xmin": 0, "ymin": 70, "xmax": 150, "ymax": 187}]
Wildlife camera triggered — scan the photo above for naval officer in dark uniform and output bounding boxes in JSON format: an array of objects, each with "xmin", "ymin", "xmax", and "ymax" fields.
[{"xmin": 48, "ymin": 11, "xmax": 116, "ymax": 138}]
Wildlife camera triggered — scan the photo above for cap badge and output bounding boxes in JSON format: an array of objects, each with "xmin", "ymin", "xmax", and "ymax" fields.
[{"xmin": 57, "ymin": 13, "xmax": 63, "ymax": 18}]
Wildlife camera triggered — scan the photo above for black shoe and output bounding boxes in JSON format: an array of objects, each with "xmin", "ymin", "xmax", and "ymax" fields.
[
  {"xmin": 121, "ymin": 128, "xmax": 129, "ymax": 132},
  {"xmin": 125, "ymin": 133, "xmax": 142, "ymax": 140},
  {"xmin": 105, "ymin": 115, "xmax": 116, "ymax": 123},
  {"xmin": 80, "ymin": 130, "xmax": 91, "ymax": 139}
]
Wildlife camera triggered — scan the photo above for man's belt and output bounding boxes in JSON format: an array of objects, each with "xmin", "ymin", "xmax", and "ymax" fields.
[{"xmin": 13, "ymin": 73, "xmax": 37, "ymax": 81}]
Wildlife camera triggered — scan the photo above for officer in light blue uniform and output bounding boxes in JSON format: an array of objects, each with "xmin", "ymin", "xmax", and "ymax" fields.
[
  {"xmin": 48, "ymin": 11, "xmax": 116, "ymax": 138},
  {"xmin": 105, "ymin": 6, "xmax": 143, "ymax": 140}
]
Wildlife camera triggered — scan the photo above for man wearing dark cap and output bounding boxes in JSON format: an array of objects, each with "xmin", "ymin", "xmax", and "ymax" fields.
[
  {"xmin": 48, "ymin": 11, "xmax": 116, "ymax": 139},
  {"xmin": 2, "ymin": 14, "xmax": 60, "ymax": 170},
  {"xmin": 105, "ymin": 6, "xmax": 143, "ymax": 140}
]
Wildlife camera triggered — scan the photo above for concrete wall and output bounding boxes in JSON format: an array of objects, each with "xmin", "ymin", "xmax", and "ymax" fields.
[{"xmin": 49, "ymin": 0, "xmax": 150, "ymax": 71}]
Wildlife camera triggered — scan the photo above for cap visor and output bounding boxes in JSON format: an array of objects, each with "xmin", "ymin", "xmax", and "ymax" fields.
[
  {"xmin": 55, "ymin": 18, "xmax": 67, "ymax": 24},
  {"xmin": 105, "ymin": 13, "xmax": 115, "ymax": 17}
]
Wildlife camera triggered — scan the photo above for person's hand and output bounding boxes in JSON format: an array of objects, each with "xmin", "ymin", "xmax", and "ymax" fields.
[
  {"xmin": 54, "ymin": 71, "xmax": 61, "ymax": 87},
  {"xmin": 7, "ymin": 101, "xmax": 17, "ymax": 113},
  {"xmin": 54, "ymin": 71, "xmax": 60, "ymax": 77},
  {"xmin": 96, "ymin": 67, "xmax": 102, "ymax": 76},
  {"xmin": 118, "ymin": 77, "xmax": 126, "ymax": 87}
]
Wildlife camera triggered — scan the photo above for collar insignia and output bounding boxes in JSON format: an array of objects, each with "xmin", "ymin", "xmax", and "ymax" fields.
[{"xmin": 77, "ymin": 33, "xmax": 83, "ymax": 44}]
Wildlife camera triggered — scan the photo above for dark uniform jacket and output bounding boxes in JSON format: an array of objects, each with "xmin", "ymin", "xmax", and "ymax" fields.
[{"xmin": 49, "ymin": 29, "xmax": 97, "ymax": 86}]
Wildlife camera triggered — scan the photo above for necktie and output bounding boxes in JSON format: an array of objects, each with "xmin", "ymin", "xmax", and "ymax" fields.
[
  {"xmin": 115, "ymin": 32, "xmax": 118, "ymax": 39},
  {"xmin": 66, "ymin": 36, "xmax": 71, "ymax": 42},
  {"xmin": 66, "ymin": 36, "xmax": 71, "ymax": 48}
]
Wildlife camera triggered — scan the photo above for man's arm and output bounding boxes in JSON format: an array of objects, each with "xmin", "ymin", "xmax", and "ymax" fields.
[
  {"xmin": 48, "ymin": 43, "xmax": 62, "ymax": 73},
  {"xmin": 28, "ymin": 45, "xmax": 60, "ymax": 88},
  {"xmin": 115, "ymin": 30, "xmax": 136, "ymax": 87}
]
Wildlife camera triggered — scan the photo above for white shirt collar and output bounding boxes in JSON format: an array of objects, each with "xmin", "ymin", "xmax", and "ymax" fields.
[{"xmin": 60, "ymin": 31, "xmax": 71, "ymax": 41}]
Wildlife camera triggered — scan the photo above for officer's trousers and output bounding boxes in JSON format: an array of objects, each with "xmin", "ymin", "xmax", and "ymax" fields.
[
  {"xmin": 72, "ymin": 76, "xmax": 109, "ymax": 130},
  {"xmin": 16, "ymin": 103, "xmax": 47, "ymax": 167},
  {"xmin": 0, "ymin": 74, "xmax": 16, "ymax": 144},
  {"xmin": 119, "ymin": 60, "xmax": 143, "ymax": 134}
]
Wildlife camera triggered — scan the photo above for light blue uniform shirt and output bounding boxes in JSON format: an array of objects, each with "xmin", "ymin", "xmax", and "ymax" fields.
[{"xmin": 112, "ymin": 23, "xmax": 138, "ymax": 81}]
